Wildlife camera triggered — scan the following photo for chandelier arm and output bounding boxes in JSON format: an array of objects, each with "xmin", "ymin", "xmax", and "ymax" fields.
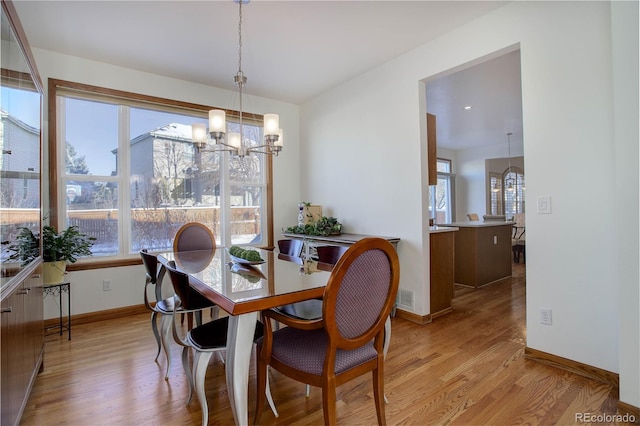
[
  {"xmin": 196, "ymin": 142, "xmax": 239, "ymax": 154},
  {"xmin": 246, "ymin": 145, "xmax": 280, "ymax": 156}
]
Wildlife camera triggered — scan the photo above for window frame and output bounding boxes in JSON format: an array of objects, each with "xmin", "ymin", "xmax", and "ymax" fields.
[
  {"xmin": 48, "ymin": 78, "xmax": 274, "ymax": 270},
  {"xmin": 429, "ymin": 158, "xmax": 455, "ymax": 224},
  {"xmin": 502, "ymin": 166, "xmax": 524, "ymax": 219}
]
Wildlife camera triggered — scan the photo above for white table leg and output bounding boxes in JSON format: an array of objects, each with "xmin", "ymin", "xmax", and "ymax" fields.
[
  {"xmin": 383, "ymin": 315, "xmax": 391, "ymax": 358},
  {"xmin": 384, "ymin": 316, "xmax": 391, "ymax": 404},
  {"xmin": 226, "ymin": 312, "xmax": 258, "ymax": 426}
]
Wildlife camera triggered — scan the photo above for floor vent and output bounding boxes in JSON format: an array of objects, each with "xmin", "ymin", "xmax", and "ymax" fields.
[{"xmin": 397, "ymin": 289, "xmax": 414, "ymax": 309}]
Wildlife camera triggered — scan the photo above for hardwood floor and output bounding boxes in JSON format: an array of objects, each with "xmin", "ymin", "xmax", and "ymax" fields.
[{"xmin": 21, "ymin": 264, "xmax": 630, "ymax": 425}]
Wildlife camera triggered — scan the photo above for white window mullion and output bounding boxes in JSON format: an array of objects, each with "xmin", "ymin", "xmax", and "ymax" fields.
[
  {"xmin": 118, "ymin": 106, "xmax": 131, "ymax": 255},
  {"xmin": 220, "ymin": 152, "xmax": 231, "ymax": 246},
  {"xmin": 55, "ymin": 96, "xmax": 67, "ymax": 229}
]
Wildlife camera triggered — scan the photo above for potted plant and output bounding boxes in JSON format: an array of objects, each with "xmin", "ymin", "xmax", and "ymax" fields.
[{"xmin": 8, "ymin": 225, "xmax": 96, "ymax": 284}]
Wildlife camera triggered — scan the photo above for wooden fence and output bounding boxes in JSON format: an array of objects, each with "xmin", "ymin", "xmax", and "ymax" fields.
[{"xmin": 1, "ymin": 206, "xmax": 260, "ymax": 247}]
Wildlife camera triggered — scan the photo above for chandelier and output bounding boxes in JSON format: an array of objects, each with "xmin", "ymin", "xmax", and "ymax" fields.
[
  {"xmin": 192, "ymin": 0, "xmax": 282, "ymax": 158},
  {"xmin": 505, "ymin": 132, "xmax": 515, "ymax": 192}
]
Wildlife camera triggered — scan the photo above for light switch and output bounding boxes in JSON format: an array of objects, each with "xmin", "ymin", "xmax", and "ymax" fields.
[{"xmin": 538, "ymin": 196, "xmax": 551, "ymax": 214}]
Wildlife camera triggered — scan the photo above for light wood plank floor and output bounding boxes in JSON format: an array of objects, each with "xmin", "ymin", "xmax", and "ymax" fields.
[{"xmin": 21, "ymin": 264, "xmax": 628, "ymax": 425}]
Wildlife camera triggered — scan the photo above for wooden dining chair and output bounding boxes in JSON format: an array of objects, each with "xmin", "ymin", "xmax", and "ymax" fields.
[
  {"xmin": 316, "ymin": 245, "xmax": 348, "ymax": 265},
  {"xmin": 173, "ymin": 222, "xmax": 215, "ymax": 253},
  {"xmin": 277, "ymin": 238, "xmax": 304, "ymax": 257},
  {"xmin": 164, "ymin": 261, "xmax": 278, "ymax": 426},
  {"xmin": 173, "ymin": 222, "xmax": 216, "ymax": 328},
  {"xmin": 254, "ymin": 238, "xmax": 400, "ymax": 425},
  {"xmin": 467, "ymin": 213, "xmax": 479, "ymax": 221}
]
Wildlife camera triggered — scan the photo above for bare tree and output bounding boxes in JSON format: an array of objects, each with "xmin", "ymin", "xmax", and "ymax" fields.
[{"xmin": 153, "ymin": 139, "xmax": 193, "ymax": 205}]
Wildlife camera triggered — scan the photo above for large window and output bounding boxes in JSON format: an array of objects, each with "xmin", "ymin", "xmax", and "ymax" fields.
[
  {"xmin": 49, "ymin": 79, "xmax": 273, "ymax": 266},
  {"xmin": 428, "ymin": 158, "xmax": 455, "ymax": 224}
]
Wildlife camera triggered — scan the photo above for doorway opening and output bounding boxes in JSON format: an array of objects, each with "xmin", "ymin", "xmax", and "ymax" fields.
[{"xmin": 423, "ymin": 44, "xmax": 526, "ymax": 287}]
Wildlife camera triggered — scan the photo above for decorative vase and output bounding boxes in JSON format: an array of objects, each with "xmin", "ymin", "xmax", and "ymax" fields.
[
  {"xmin": 43, "ymin": 261, "xmax": 67, "ymax": 284},
  {"xmin": 298, "ymin": 203, "xmax": 305, "ymax": 227}
]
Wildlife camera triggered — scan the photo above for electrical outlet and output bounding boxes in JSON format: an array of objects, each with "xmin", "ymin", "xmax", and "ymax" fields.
[
  {"xmin": 103, "ymin": 279, "xmax": 112, "ymax": 291},
  {"xmin": 540, "ymin": 308, "xmax": 552, "ymax": 325}
]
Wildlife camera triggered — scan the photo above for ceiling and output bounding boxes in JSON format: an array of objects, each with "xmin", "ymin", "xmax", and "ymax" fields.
[
  {"xmin": 12, "ymin": 0, "xmax": 521, "ymax": 151},
  {"xmin": 426, "ymin": 49, "xmax": 523, "ymax": 151}
]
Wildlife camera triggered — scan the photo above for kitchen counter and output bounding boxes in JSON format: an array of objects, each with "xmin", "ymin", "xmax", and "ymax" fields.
[
  {"xmin": 440, "ymin": 221, "xmax": 513, "ymax": 228},
  {"xmin": 429, "ymin": 225, "xmax": 459, "ymax": 233},
  {"xmin": 441, "ymin": 222, "xmax": 512, "ymax": 287}
]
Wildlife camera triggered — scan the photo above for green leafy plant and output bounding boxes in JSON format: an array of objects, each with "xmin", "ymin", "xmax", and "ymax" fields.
[
  {"xmin": 285, "ymin": 216, "xmax": 342, "ymax": 236},
  {"xmin": 229, "ymin": 245, "xmax": 263, "ymax": 262},
  {"xmin": 8, "ymin": 225, "xmax": 96, "ymax": 265},
  {"xmin": 7, "ymin": 227, "xmax": 40, "ymax": 265}
]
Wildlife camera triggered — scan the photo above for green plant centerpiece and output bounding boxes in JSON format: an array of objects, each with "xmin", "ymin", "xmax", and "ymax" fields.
[
  {"xmin": 8, "ymin": 225, "xmax": 96, "ymax": 284},
  {"xmin": 228, "ymin": 245, "xmax": 263, "ymax": 262},
  {"xmin": 285, "ymin": 216, "xmax": 343, "ymax": 236}
]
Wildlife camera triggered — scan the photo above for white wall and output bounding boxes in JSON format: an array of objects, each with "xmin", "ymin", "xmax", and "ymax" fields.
[
  {"xmin": 300, "ymin": 0, "xmax": 638, "ymax": 408},
  {"xmin": 31, "ymin": 49, "xmax": 302, "ymax": 319},
  {"xmin": 453, "ymin": 143, "xmax": 524, "ymax": 222},
  {"xmin": 610, "ymin": 0, "xmax": 639, "ymax": 409}
]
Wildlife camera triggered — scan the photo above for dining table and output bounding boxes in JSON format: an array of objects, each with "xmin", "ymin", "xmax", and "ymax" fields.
[{"xmin": 157, "ymin": 246, "xmax": 392, "ymax": 425}]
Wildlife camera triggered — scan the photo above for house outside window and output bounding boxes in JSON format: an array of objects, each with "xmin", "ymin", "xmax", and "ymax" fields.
[
  {"xmin": 50, "ymin": 79, "xmax": 272, "ymax": 263},
  {"xmin": 429, "ymin": 158, "xmax": 455, "ymax": 224}
]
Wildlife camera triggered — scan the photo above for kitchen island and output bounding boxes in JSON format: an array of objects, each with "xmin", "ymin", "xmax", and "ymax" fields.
[{"xmin": 439, "ymin": 221, "xmax": 512, "ymax": 288}]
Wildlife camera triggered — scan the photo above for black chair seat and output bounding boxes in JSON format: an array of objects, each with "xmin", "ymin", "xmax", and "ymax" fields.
[
  {"xmin": 274, "ymin": 299, "xmax": 323, "ymax": 320},
  {"xmin": 188, "ymin": 317, "xmax": 264, "ymax": 351},
  {"xmin": 188, "ymin": 317, "xmax": 229, "ymax": 350}
]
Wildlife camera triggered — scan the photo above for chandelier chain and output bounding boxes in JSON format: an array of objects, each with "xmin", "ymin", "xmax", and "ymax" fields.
[
  {"xmin": 507, "ymin": 132, "xmax": 512, "ymax": 172},
  {"xmin": 236, "ymin": 0, "xmax": 244, "ymax": 145},
  {"xmin": 192, "ymin": 0, "xmax": 281, "ymax": 158},
  {"xmin": 237, "ymin": 1, "xmax": 243, "ymax": 75}
]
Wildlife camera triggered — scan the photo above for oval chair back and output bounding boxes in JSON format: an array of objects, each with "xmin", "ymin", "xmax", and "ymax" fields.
[
  {"xmin": 324, "ymin": 238, "xmax": 399, "ymax": 350},
  {"xmin": 173, "ymin": 222, "xmax": 215, "ymax": 252}
]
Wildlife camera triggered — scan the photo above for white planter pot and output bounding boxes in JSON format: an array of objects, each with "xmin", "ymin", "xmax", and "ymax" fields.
[{"xmin": 43, "ymin": 261, "xmax": 67, "ymax": 284}]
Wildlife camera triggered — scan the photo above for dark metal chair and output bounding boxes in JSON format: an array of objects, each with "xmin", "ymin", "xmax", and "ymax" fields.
[
  {"xmin": 164, "ymin": 261, "xmax": 278, "ymax": 426},
  {"xmin": 143, "ymin": 251, "xmax": 215, "ymax": 380},
  {"xmin": 139, "ymin": 249, "xmax": 167, "ymax": 362}
]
